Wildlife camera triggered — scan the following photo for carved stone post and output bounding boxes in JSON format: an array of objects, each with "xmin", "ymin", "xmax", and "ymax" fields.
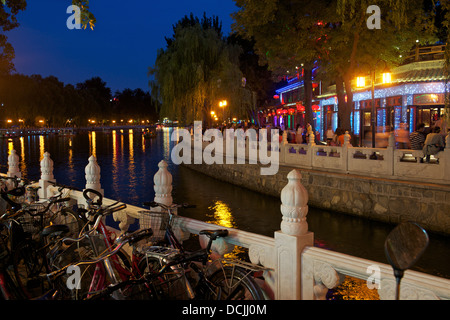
[
  {"xmin": 85, "ymin": 155, "xmax": 103, "ymax": 195},
  {"xmin": 83, "ymin": 155, "xmax": 104, "ymax": 209},
  {"xmin": 152, "ymin": 160, "xmax": 188, "ymax": 241},
  {"xmin": 7, "ymin": 149, "xmax": 21, "ymax": 179},
  {"xmin": 153, "ymin": 160, "xmax": 173, "ymax": 207},
  {"xmin": 38, "ymin": 152, "xmax": 55, "ymax": 199},
  {"xmin": 307, "ymin": 124, "xmax": 315, "ymax": 147},
  {"xmin": 274, "ymin": 169, "xmax": 314, "ymax": 300},
  {"xmin": 342, "ymin": 131, "xmax": 351, "ymax": 173},
  {"xmin": 282, "ymin": 130, "xmax": 288, "ymax": 145}
]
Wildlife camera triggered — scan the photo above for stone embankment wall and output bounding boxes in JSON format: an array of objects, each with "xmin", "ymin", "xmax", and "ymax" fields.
[{"xmin": 183, "ymin": 162, "xmax": 450, "ymax": 235}]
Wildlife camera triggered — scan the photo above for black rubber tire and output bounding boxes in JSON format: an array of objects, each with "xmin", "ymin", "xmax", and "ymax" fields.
[{"xmin": 206, "ymin": 266, "xmax": 265, "ymax": 300}]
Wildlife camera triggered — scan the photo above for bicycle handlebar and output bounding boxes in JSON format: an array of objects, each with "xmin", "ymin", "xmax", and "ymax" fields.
[
  {"xmin": 83, "ymin": 188, "xmax": 103, "ymax": 207},
  {"xmin": 61, "ymin": 202, "xmax": 127, "ymax": 245}
]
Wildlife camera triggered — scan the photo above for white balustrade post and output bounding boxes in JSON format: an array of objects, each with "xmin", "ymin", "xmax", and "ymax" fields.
[
  {"xmin": 282, "ymin": 130, "xmax": 288, "ymax": 145},
  {"xmin": 274, "ymin": 169, "xmax": 314, "ymax": 300},
  {"xmin": 7, "ymin": 149, "xmax": 21, "ymax": 179},
  {"xmin": 84, "ymin": 155, "xmax": 104, "ymax": 206},
  {"xmin": 307, "ymin": 124, "xmax": 315, "ymax": 147},
  {"xmin": 342, "ymin": 131, "xmax": 351, "ymax": 172},
  {"xmin": 152, "ymin": 160, "xmax": 189, "ymax": 241},
  {"xmin": 38, "ymin": 152, "xmax": 55, "ymax": 199},
  {"xmin": 152, "ymin": 160, "xmax": 174, "ymax": 228},
  {"xmin": 153, "ymin": 160, "xmax": 173, "ymax": 207}
]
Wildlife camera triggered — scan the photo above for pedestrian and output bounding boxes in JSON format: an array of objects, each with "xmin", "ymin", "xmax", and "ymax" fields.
[
  {"xmin": 395, "ymin": 123, "xmax": 409, "ymax": 149},
  {"xmin": 295, "ymin": 124, "xmax": 303, "ymax": 144},
  {"xmin": 409, "ymin": 123, "xmax": 426, "ymax": 150},
  {"xmin": 423, "ymin": 126, "xmax": 444, "ymax": 163}
]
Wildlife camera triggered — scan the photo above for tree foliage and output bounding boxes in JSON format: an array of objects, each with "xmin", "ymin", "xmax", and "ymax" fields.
[
  {"xmin": 0, "ymin": 74, "xmax": 158, "ymax": 127},
  {"xmin": 149, "ymin": 13, "xmax": 246, "ymax": 125},
  {"xmin": 233, "ymin": 0, "xmax": 438, "ymax": 133}
]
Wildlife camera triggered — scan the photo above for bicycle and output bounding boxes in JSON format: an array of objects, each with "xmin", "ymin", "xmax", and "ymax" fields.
[
  {"xmin": 43, "ymin": 188, "xmax": 152, "ymax": 300},
  {"xmin": 31, "ymin": 226, "xmax": 155, "ymax": 300},
  {"xmin": 136, "ymin": 201, "xmax": 269, "ymax": 300},
  {"xmin": 12, "ymin": 192, "xmax": 86, "ymax": 299}
]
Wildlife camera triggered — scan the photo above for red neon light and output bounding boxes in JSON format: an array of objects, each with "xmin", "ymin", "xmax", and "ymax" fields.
[{"xmin": 312, "ymin": 105, "xmax": 320, "ymax": 111}]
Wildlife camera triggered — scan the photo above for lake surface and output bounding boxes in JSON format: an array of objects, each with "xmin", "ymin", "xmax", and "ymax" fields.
[{"xmin": 1, "ymin": 128, "xmax": 449, "ymax": 279}]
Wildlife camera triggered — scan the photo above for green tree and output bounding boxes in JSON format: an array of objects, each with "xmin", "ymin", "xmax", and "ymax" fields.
[
  {"xmin": 232, "ymin": 0, "xmax": 334, "ymax": 132},
  {"xmin": 329, "ymin": 0, "xmax": 436, "ymax": 133},
  {"xmin": 233, "ymin": 0, "xmax": 436, "ymax": 135},
  {"xmin": 114, "ymin": 88, "xmax": 158, "ymax": 122},
  {"xmin": 76, "ymin": 76, "xmax": 112, "ymax": 122},
  {"xmin": 0, "ymin": 0, "xmax": 26, "ymax": 74},
  {"xmin": 149, "ymin": 13, "xmax": 244, "ymax": 126}
]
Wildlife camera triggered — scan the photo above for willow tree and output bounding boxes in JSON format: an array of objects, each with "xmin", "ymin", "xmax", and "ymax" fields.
[
  {"xmin": 149, "ymin": 14, "xmax": 244, "ymax": 126},
  {"xmin": 232, "ymin": 0, "xmax": 334, "ymax": 132}
]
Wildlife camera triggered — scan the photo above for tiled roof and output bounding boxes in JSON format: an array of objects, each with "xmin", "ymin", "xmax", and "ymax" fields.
[{"xmin": 394, "ymin": 68, "xmax": 445, "ymax": 83}]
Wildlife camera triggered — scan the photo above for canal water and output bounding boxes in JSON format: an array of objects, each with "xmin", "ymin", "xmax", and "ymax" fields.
[{"xmin": 1, "ymin": 128, "xmax": 449, "ymax": 282}]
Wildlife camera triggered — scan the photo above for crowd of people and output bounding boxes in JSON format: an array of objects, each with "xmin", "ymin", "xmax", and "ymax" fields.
[
  {"xmin": 410, "ymin": 121, "xmax": 447, "ymax": 162},
  {"xmin": 199, "ymin": 118, "xmax": 448, "ymax": 162}
]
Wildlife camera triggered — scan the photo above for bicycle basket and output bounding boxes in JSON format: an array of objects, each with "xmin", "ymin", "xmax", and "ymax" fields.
[
  {"xmin": 138, "ymin": 211, "xmax": 170, "ymax": 243},
  {"xmin": 17, "ymin": 204, "xmax": 47, "ymax": 235}
]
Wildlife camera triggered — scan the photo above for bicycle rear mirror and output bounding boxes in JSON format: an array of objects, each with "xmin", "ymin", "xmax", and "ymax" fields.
[{"xmin": 384, "ymin": 221, "xmax": 429, "ymax": 272}]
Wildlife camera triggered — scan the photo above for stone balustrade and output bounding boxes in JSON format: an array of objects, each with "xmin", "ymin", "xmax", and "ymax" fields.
[
  {"xmin": 191, "ymin": 130, "xmax": 450, "ymax": 185},
  {"xmin": 1, "ymin": 148, "xmax": 450, "ymax": 300}
]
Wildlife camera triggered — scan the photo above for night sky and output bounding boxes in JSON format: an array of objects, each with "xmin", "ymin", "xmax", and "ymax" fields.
[{"xmin": 6, "ymin": 0, "xmax": 238, "ymax": 93}]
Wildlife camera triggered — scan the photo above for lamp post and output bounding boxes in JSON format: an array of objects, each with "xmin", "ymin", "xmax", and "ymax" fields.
[
  {"xmin": 356, "ymin": 63, "xmax": 391, "ymax": 148},
  {"xmin": 219, "ymin": 100, "xmax": 227, "ymax": 123}
]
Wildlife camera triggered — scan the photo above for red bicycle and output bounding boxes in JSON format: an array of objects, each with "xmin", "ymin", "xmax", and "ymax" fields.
[{"xmin": 53, "ymin": 188, "xmax": 152, "ymax": 299}]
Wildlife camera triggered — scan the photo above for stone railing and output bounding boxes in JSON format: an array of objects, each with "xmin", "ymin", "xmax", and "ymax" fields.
[
  {"xmin": 190, "ymin": 129, "xmax": 450, "ymax": 185},
  {"xmin": 2, "ymin": 148, "xmax": 450, "ymax": 300},
  {"xmin": 281, "ymin": 131, "xmax": 450, "ymax": 185}
]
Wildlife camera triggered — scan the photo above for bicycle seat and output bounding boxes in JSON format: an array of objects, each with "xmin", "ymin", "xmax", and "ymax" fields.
[
  {"xmin": 41, "ymin": 224, "xmax": 70, "ymax": 238},
  {"xmin": 199, "ymin": 229, "xmax": 228, "ymax": 240}
]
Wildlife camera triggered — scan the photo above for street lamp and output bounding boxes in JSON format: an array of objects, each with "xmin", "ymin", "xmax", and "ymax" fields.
[
  {"xmin": 356, "ymin": 64, "xmax": 392, "ymax": 148},
  {"xmin": 219, "ymin": 100, "xmax": 227, "ymax": 122}
]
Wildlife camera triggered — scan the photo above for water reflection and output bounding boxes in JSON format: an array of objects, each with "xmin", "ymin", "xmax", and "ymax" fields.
[
  {"xmin": 39, "ymin": 135, "xmax": 45, "ymax": 160},
  {"xmin": 111, "ymin": 130, "xmax": 120, "ymax": 195},
  {"xmin": 19, "ymin": 137, "xmax": 27, "ymax": 176},
  {"xmin": 89, "ymin": 131, "xmax": 97, "ymax": 157},
  {"xmin": 207, "ymin": 200, "xmax": 236, "ymax": 228}
]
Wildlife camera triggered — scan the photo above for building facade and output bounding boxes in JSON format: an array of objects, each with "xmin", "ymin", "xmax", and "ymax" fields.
[{"xmin": 259, "ymin": 45, "xmax": 447, "ymax": 146}]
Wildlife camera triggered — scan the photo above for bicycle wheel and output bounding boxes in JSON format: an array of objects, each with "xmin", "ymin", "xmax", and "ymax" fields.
[
  {"xmin": 49, "ymin": 208, "xmax": 84, "ymax": 238},
  {"xmin": 206, "ymin": 266, "xmax": 265, "ymax": 300},
  {"xmin": 13, "ymin": 240, "xmax": 50, "ymax": 299},
  {"xmin": 137, "ymin": 256, "xmax": 190, "ymax": 300}
]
